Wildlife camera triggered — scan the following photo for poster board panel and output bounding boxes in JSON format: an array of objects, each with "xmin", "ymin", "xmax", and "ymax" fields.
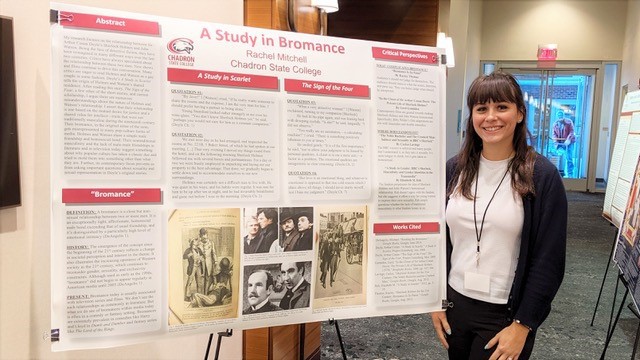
[
  {"xmin": 603, "ymin": 90, "xmax": 640, "ymax": 227},
  {"xmin": 613, "ymin": 153, "xmax": 640, "ymax": 309},
  {"xmin": 50, "ymin": 3, "xmax": 447, "ymax": 351}
]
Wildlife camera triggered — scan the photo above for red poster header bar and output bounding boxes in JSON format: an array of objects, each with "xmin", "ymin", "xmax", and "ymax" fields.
[
  {"xmin": 284, "ymin": 79, "xmax": 370, "ymax": 98},
  {"xmin": 58, "ymin": 11, "xmax": 160, "ymax": 35},
  {"xmin": 62, "ymin": 188, "xmax": 162, "ymax": 204},
  {"xmin": 372, "ymin": 47, "xmax": 439, "ymax": 65},
  {"xmin": 168, "ymin": 68, "xmax": 279, "ymax": 90},
  {"xmin": 373, "ymin": 222, "xmax": 440, "ymax": 234}
]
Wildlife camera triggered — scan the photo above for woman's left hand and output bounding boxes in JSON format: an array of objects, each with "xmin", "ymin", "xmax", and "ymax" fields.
[{"xmin": 486, "ymin": 321, "xmax": 530, "ymax": 360}]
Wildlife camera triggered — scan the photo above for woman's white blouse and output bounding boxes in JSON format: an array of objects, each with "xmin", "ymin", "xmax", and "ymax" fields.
[{"xmin": 446, "ymin": 155, "xmax": 524, "ymax": 304}]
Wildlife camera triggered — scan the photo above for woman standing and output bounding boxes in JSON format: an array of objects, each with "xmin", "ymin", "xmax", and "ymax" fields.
[{"xmin": 431, "ymin": 71, "xmax": 567, "ymax": 360}]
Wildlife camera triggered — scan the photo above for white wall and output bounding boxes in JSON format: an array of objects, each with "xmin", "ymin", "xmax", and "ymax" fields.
[
  {"xmin": 441, "ymin": 0, "xmax": 483, "ymax": 160},
  {"xmin": 459, "ymin": 0, "xmax": 483, "ymax": 155},
  {"xmin": 481, "ymin": 0, "xmax": 628, "ymax": 61},
  {"xmin": 0, "ymin": 1, "xmax": 243, "ymax": 359},
  {"xmin": 621, "ymin": 0, "xmax": 640, "ymax": 89}
]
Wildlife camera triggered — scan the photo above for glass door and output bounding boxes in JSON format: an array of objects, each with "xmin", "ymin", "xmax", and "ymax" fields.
[{"xmin": 500, "ymin": 68, "xmax": 596, "ymax": 191}]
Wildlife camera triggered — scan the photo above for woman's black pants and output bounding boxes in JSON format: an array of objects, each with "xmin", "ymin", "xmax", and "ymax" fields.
[{"xmin": 446, "ymin": 286, "xmax": 536, "ymax": 360}]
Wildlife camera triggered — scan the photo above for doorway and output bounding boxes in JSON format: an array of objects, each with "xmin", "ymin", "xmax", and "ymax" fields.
[
  {"xmin": 513, "ymin": 70, "xmax": 595, "ymax": 190},
  {"xmin": 482, "ymin": 62, "xmax": 613, "ymax": 192}
]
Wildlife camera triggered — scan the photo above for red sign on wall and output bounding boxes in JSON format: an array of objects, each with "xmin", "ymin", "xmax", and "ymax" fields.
[{"xmin": 537, "ymin": 44, "xmax": 558, "ymax": 61}]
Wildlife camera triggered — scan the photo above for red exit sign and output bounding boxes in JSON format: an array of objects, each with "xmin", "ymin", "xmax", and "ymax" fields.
[{"xmin": 538, "ymin": 44, "xmax": 558, "ymax": 61}]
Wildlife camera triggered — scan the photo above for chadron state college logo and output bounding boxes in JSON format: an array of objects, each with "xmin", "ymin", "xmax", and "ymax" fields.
[
  {"xmin": 167, "ymin": 38, "xmax": 195, "ymax": 66},
  {"xmin": 167, "ymin": 38, "xmax": 194, "ymax": 54}
]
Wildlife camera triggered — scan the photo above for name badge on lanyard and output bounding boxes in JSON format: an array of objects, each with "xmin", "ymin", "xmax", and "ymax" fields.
[{"xmin": 468, "ymin": 162, "xmax": 511, "ymax": 295}]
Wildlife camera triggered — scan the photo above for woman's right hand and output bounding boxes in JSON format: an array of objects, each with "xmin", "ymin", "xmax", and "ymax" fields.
[{"xmin": 430, "ymin": 311, "xmax": 451, "ymax": 350}]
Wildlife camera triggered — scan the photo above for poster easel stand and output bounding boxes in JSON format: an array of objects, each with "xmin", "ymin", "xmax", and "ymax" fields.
[
  {"xmin": 591, "ymin": 227, "xmax": 619, "ymax": 326},
  {"xmin": 328, "ymin": 318, "xmax": 347, "ymax": 360},
  {"xmin": 203, "ymin": 329, "xmax": 232, "ymax": 360},
  {"xmin": 599, "ymin": 274, "xmax": 629, "ymax": 360},
  {"xmin": 626, "ymin": 302, "xmax": 640, "ymax": 359}
]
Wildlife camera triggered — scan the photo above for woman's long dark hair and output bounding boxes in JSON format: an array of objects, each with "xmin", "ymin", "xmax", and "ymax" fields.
[{"xmin": 449, "ymin": 71, "xmax": 536, "ymax": 199}]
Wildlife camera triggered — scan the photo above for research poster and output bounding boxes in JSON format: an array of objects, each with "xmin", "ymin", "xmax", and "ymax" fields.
[
  {"xmin": 50, "ymin": 3, "xmax": 447, "ymax": 350},
  {"xmin": 613, "ymin": 153, "xmax": 640, "ymax": 309},
  {"xmin": 603, "ymin": 90, "xmax": 640, "ymax": 228}
]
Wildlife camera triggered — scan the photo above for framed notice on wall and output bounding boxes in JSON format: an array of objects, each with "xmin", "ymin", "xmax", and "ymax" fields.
[{"xmin": 49, "ymin": 3, "xmax": 448, "ymax": 351}]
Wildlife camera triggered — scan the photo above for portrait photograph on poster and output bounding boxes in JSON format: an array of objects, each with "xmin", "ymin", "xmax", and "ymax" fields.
[
  {"xmin": 242, "ymin": 206, "xmax": 315, "ymax": 254},
  {"xmin": 279, "ymin": 207, "xmax": 314, "ymax": 252},
  {"xmin": 242, "ymin": 207, "xmax": 279, "ymax": 254},
  {"xmin": 278, "ymin": 261, "xmax": 312, "ymax": 310},
  {"xmin": 242, "ymin": 262, "xmax": 312, "ymax": 315}
]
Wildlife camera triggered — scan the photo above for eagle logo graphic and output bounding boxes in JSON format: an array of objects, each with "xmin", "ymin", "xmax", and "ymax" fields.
[{"xmin": 167, "ymin": 38, "xmax": 194, "ymax": 54}]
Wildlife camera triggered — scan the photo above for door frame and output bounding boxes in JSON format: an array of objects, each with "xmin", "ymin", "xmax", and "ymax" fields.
[{"xmin": 481, "ymin": 61, "xmax": 605, "ymax": 192}]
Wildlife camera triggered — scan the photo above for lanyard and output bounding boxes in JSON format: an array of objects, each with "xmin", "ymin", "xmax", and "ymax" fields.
[{"xmin": 473, "ymin": 164, "xmax": 511, "ymax": 268}]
